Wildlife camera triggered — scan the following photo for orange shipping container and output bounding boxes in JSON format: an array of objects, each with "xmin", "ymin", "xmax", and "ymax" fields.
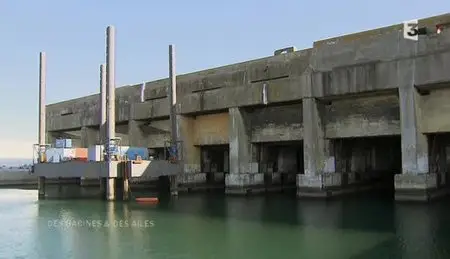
[{"xmin": 75, "ymin": 148, "xmax": 88, "ymax": 158}]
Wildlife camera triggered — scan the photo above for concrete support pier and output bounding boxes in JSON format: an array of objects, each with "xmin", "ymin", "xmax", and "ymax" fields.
[
  {"xmin": 175, "ymin": 115, "xmax": 207, "ymax": 192},
  {"xmin": 169, "ymin": 175, "xmax": 178, "ymax": 196},
  {"xmin": 297, "ymin": 97, "xmax": 340, "ymax": 198},
  {"xmin": 226, "ymin": 107, "xmax": 263, "ymax": 194},
  {"xmin": 106, "ymin": 177, "xmax": 116, "ymax": 201},
  {"xmin": 394, "ymin": 59, "xmax": 441, "ymax": 201},
  {"xmin": 38, "ymin": 177, "xmax": 46, "ymax": 199}
]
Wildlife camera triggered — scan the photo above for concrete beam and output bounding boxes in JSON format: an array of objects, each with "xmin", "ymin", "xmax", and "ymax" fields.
[
  {"xmin": 131, "ymin": 99, "xmax": 169, "ymax": 120},
  {"xmin": 249, "ymin": 104, "xmax": 303, "ymax": 142},
  {"xmin": 324, "ymin": 95, "xmax": 401, "ymax": 138}
]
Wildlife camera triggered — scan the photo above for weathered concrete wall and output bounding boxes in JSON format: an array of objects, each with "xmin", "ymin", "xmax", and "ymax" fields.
[
  {"xmin": 421, "ymin": 88, "xmax": 450, "ymax": 133},
  {"xmin": 324, "ymin": 95, "xmax": 400, "ymax": 138},
  {"xmin": 47, "ymin": 86, "xmax": 138, "ymax": 131},
  {"xmin": 249, "ymin": 104, "xmax": 303, "ymax": 142},
  {"xmin": 44, "ymin": 14, "xmax": 450, "ymax": 154},
  {"xmin": 193, "ymin": 113, "xmax": 229, "ymax": 145}
]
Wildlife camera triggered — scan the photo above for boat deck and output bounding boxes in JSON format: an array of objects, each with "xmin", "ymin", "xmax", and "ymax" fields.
[{"xmin": 32, "ymin": 160, "xmax": 182, "ymax": 179}]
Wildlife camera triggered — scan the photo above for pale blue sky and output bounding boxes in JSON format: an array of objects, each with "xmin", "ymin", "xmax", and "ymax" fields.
[{"xmin": 0, "ymin": 0, "xmax": 449, "ymax": 158}]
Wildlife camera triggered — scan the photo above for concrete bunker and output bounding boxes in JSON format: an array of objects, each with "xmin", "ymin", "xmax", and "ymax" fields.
[
  {"xmin": 201, "ymin": 145, "xmax": 229, "ymax": 185},
  {"xmin": 427, "ymin": 133, "xmax": 450, "ymax": 188},
  {"xmin": 260, "ymin": 141, "xmax": 302, "ymax": 190},
  {"xmin": 333, "ymin": 136, "xmax": 401, "ymax": 193}
]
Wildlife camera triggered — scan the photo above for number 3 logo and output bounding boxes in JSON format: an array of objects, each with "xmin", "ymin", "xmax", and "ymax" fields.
[
  {"xmin": 403, "ymin": 19, "xmax": 419, "ymax": 41},
  {"xmin": 406, "ymin": 23, "xmax": 418, "ymax": 36}
]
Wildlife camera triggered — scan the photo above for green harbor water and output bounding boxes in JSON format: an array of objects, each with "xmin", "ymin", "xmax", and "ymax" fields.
[{"xmin": 1, "ymin": 189, "xmax": 450, "ymax": 259}]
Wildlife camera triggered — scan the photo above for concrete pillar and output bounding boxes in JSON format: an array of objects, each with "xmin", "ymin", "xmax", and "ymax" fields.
[
  {"xmin": 106, "ymin": 178, "xmax": 115, "ymax": 201},
  {"xmin": 298, "ymin": 97, "xmax": 339, "ymax": 197},
  {"xmin": 175, "ymin": 115, "xmax": 205, "ymax": 187},
  {"xmin": 105, "ymin": 25, "xmax": 116, "ymax": 161},
  {"xmin": 177, "ymin": 115, "xmax": 201, "ymax": 173},
  {"xmin": 169, "ymin": 175, "xmax": 178, "ymax": 196},
  {"xmin": 38, "ymin": 52, "xmax": 46, "ymax": 163},
  {"xmin": 169, "ymin": 45, "xmax": 178, "ymax": 146},
  {"xmin": 395, "ymin": 58, "xmax": 436, "ymax": 201},
  {"xmin": 99, "ymin": 64, "xmax": 107, "ymax": 145},
  {"xmin": 80, "ymin": 126, "xmax": 99, "ymax": 148},
  {"xmin": 399, "ymin": 87, "xmax": 428, "ymax": 175},
  {"xmin": 123, "ymin": 178, "xmax": 129, "ymax": 201},
  {"xmin": 38, "ymin": 176, "xmax": 46, "ymax": 199},
  {"xmin": 226, "ymin": 107, "xmax": 263, "ymax": 194}
]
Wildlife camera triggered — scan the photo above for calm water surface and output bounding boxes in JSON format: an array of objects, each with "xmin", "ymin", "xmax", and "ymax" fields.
[{"xmin": 1, "ymin": 189, "xmax": 450, "ymax": 259}]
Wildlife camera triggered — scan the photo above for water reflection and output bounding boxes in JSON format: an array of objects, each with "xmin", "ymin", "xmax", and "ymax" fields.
[{"xmin": 12, "ymin": 191, "xmax": 450, "ymax": 258}]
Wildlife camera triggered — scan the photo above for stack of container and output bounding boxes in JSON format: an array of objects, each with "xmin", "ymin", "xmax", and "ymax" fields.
[
  {"xmin": 87, "ymin": 145, "xmax": 149, "ymax": 161},
  {"xmin": 45, "ymin": 148, "xmax": 75, "ymax": 163},
  {"xmin": 55, "ymin": 139, "xmax": 72, "ymax": 148}
]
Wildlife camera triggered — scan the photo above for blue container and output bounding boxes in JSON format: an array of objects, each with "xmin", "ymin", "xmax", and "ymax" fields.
[
  {"xmin": 126, "ymin": 147, "xmax": 149, "ymax": 160},
  {"xmin": 64, "ymin": 139, "xmax": 72, "ymax": 148},
  {"xmin": 55, "ymin": 139, "xmax": 65, "ymax": 148}
]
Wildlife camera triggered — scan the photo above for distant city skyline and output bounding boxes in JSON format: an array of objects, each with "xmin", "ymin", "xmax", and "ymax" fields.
[{"xmin": 1, "ymin": 0, "xmax": 449, "ymax": 159}]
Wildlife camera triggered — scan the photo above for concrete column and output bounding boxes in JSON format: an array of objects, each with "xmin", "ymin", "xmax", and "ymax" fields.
[
  {"xmin": 177, "ymin": 115, "xmax": 201, "ymax": 173},
  {"xmin": 298, "ymin": 97, "xmax": 340, "ymax": 197},
  {"xmin": 106, "ymin": 178, "xmax": 115, "ymax": 201},
  {"xmin": 302, "ymin": 98, "xmax": 335, "ymax": 175},
  {"xmin": 399, "ymin": 85, "xmax": 428, "ymax": 175},
  {"xmin": 38, "ymin": 52, "xmax": 46, "ymax": 163},
  {"xmin": 169, "ymin": 175, "xmax": 178, "ymax": 196},
  {"xmin": 169, "ymin": 45, "xmax": 178, "ymax": 145},
  {"xmin": 105, "ymin": 25, "xmax": 116, "ymax": 161},
  {"xmin": 38, "ymin": 176, "xmax": 46, "ymax": 199},
  {"xmin": 175, "ymin": 115, "xmax": 205, "ymax": 187},
  {"xmin": 123, "ymin": 178, "xmax": 129, "ymax": 201},
  {"xmin": 395, "ymin": 58, "xmax": 436, "ymax": 201},
  {"xmin": 80, "ymin": 126, "xmax": 99, "ymax": 148},
  {"xmin": 99, "ymin": 64, "xmax": 107, "ymax": 145},
  {"xmin": 226, "ymin": 107, "xmax": 263, "ymax": 194}
]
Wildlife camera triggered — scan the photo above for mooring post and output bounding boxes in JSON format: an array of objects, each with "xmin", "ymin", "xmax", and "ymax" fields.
[
  {"xmin": 123, "ymin": 162, "xmax": 130, "ymax": 201},
  {"xmin": 169, "ymin": 45, "xmax": 177, "ymax": 145},
  {"xmin": 38, "ymin": 51, "xmax": 47, "ymax": 199},
  {"xmin": 169, "ymin": 175, "xmax": 178, "ymax": 196},
  {"xmin": 105, "ymin": 25, "xmax": 116, "ymax": 201},
  {"xmin": 169, "ymin": 45, "xmax": 179, "ymax": 195},
  {"xmin": 100, "ymin": 63, "xmax": 107, "ymax": 151},
  {"xmin": 99, "ymin": 63, "xmax": 107, "ymax": 198}
]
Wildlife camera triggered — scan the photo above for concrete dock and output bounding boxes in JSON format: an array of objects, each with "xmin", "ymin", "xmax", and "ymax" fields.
[{"xmin": 34, "ymin": 13, "xmax": 450, "ymax": 202}]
